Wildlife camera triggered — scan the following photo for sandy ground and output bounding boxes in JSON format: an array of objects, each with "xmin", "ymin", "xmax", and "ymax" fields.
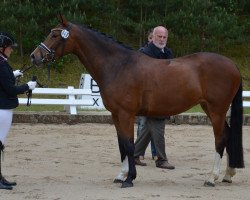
[{"xmin": 1, "ymin": 123, "xmax": 249, "ymax": 200}]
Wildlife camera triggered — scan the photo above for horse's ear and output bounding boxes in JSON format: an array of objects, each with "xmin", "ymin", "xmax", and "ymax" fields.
[{"xmin": 57, "ymin": 13, "xmax": 68, "ymax": 27}]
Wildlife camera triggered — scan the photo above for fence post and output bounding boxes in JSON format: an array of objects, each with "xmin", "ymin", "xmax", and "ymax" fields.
[{"xmin": 65, "ymin": 86, "xmax": 77, "ymax": 115}]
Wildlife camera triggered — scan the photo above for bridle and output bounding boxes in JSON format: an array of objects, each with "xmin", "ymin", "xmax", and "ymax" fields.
[
  {"xmin": 38, "ymin": 27, "xmax": 70, "ymax": 63},
  {"xmin": 22, "ymin": 25, "xmax": 71, "ymax": 106},
  {"xmin": 38, "ymin": 42, "xmax": 55, "ymax": 63},
  {"xmin": 27, "ymin": 27, "xmax": 71, "ymax": 90}
]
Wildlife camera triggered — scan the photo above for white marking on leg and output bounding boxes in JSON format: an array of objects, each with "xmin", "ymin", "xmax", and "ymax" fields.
[
  {"xmin": 115, "ymin": 156, "xmax": 128, "ymax": 182},
  {"xmin": 206, "ymin": 152, "xmax": 221, "ymax": 185},
  {"xmin": 223, "ymin": 153, "xmax": 236, "ymax": 183}
]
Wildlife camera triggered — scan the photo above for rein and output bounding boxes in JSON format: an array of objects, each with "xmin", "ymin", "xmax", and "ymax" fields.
[{"xmin": 18, "ymin": 64, "xmax": 45, "ymax": 88}]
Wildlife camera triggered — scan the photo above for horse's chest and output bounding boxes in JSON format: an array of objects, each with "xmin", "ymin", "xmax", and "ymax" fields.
[{"xmin": 100, "ymin": 87, "xmax": 138, "ymax": 111}]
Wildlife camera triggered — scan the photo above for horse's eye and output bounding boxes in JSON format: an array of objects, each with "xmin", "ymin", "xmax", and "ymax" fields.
[{"xmin": 51, "ymin": 33, "xmax": 58, "ymax": 38}]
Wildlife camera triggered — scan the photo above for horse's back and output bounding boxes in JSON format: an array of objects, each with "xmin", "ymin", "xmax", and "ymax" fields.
[
  {"xmin": 169, "ymin": 52, "xmax": 241, "ymax": 89},
  {"xmin": 191, "ymin": 52, "xmax": 241, "ymax": 90},
  {"xmin": 137, "ymin": 52, "xmax": 240, "ymax": 92},
  {"xmin": 174, "ymin": 52, "xmax": 239, "ymax": 74},
  {"xmin": 134, "ymin": 52, "xmax": 241, "ymax": 116},
  {"xmin": 173, "ymin": 52, "xmax": 241, "ymax": 101}
]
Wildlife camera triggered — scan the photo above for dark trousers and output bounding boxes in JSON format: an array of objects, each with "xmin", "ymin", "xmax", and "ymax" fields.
[
  {"xmin": 134, "ymin": 118, "xmax": 168, "ymax": 163},
  {"xmin": 137, "ymin": 116, "xmax": 157, "ymax": 157}
]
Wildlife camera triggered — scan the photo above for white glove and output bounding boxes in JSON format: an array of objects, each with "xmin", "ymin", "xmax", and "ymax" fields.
[
  {"xmin": 27, "ymin": 81, "xmax": 37, "ymax": 90},
  {"xmin": 13, "ymin": 70, "xmax": 23, "ymax": 78}
]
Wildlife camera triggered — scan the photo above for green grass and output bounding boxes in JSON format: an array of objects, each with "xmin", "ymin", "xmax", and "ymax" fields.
[
  {"xmin": 15, "ymin": 104, "xmax": 250, "ymax": 114},
  {"xmin": 16, "ymin": 105, "xmax": 65, "ymax": 112}
]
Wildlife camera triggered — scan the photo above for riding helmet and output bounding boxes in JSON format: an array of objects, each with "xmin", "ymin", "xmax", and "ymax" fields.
[{"xmin": 0, "ymin": 32, "xmax": 18, "ymax": 48}]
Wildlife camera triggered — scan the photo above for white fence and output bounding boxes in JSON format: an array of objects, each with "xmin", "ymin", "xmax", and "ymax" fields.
[
  {"xmin": 18, "ymin": 85, "xmax": 250, "ymax": 115},
  {"xmin": 243, "ymin": 91, "xmax": 250, "ymax": 107},
  {"xmin": 19, "ymin": 74, "xmax": 250, "ymax": 114},
  {"xmin": 79, "ymin": 74, "xmax": 250, "ymax": 110},
  {"xmin": 79, "ymin": 74, "xmax": 105, "ymax": 109},
  {"xmin": 18, "ymin": 86, "xmax": 93, "ymax": 115}
]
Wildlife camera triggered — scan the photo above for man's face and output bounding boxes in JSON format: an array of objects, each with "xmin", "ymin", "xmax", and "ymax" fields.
[{"xmin": 152, "ymin": 28, "xmax": 168, "ymax": 49}]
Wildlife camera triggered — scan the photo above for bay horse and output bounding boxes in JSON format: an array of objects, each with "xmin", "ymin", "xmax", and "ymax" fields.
[{"xmin": 30, "ymin": 16, "xmax": 244, "ymax": 188}]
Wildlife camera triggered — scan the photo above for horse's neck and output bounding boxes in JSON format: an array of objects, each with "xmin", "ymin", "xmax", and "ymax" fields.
[{"xmin": 73, "ymin": 27, "xmax": 131, "ymax": 85}]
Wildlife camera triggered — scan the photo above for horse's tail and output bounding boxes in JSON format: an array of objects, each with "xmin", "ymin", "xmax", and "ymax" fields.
[{"xmin": 227, "ymin": 81, "xmax": 244, "ymax": 168}]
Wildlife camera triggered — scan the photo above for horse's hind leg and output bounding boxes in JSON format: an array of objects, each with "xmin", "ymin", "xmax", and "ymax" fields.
[
  {"xmin": 201, "ymin": 104, "xmax": 227, "ymax": 186},
  {"xmin": 205, "ymin": 119, "xmax": 228, "ymax": 186},
  {"xmin": 222, "ymin": 153, "xmax": 236, "ymax": 183},
  {"xmin": 222, "ymin": 123, "xmax": 236, "ymax": 183}
]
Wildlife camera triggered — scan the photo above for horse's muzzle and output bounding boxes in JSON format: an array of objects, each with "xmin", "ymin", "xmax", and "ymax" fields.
[{"xmin": 30, "ymin": 54, "xmax": 43, "ymax": 66}]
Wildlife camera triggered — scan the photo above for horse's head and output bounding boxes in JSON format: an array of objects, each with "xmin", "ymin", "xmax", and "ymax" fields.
[{"xmin": 30, "ymin": 15, "xmax": 73, "ymax": 66}]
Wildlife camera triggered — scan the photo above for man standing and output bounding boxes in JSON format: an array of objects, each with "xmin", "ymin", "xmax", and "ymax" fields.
[
  {"xmin": 134, "ymin": 26, "xmax": 175, "ymax": 169},
  {"xmin": 137, "ymin": 28, "xmax": 157, "ymax": 161}
]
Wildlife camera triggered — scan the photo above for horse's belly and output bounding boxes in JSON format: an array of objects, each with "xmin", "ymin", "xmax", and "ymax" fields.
[{"xmin": 139, "ymin": 88, "xmax": 201, "ymax": 116}]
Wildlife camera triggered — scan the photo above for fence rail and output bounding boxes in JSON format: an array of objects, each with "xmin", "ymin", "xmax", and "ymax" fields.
[
  {"xmin": 18, "ymin": 86, "xmax": 93, "ymax": 115},
  {"xmin": 243, "ymin": 91, "xmax": 250, "ymax": 107},
  {"xmin": 18, "ymin": 87, "xmax": 250, "ymax": 115}
]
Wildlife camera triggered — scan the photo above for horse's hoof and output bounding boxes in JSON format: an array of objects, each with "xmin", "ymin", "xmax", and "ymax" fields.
[
  {"xmin": 113, "ymin": 179, "xmax": 124, "ymax": 183},
  {"xmin": 204, "ymin": 181, "xmax": 215, "ymax": 187},
  {"xmin": 121, "ymin": 181, "xmax": 133, "ymax": 188},
  {"xmin": 222, "ymin": 179, "xmax": 232, "ymax": 183}
]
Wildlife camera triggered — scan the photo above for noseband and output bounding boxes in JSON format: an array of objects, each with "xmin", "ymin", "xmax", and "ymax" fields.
[
  {"xmin": 38, "ymin": 28, "xmax": 70, "ymax": 63},
  {"xmin": 38, "ymin": 42, "xmax": 55, "ymax": 63}
]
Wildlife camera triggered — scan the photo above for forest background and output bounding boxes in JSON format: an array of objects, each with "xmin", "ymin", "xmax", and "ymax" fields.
[{"xmin": 0, "ymin": 0, "xmax": 249, "ymax": 95}]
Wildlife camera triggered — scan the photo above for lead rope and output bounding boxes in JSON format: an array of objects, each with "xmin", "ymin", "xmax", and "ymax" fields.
[
  {"xmin": 26, "ymin": 89, "xmax": 32, "ymax": 106},
  {"xmin": 16, "ymin": 60, "xmax": 55, "ymax": 106},
  {"xmin": 26, "ymin": 76, "xmax": 37, "ymax": 106}
]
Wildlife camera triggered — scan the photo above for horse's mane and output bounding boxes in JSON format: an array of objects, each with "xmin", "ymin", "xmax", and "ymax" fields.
[{"xmin": 77, "ymin": 24, "xmax": 134, "ymax": 50}]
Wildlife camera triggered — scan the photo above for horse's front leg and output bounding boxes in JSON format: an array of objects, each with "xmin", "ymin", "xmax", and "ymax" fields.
[
  {"xmin": 118, "ymin": 136, "xmax": 136, "ymax": 188},
  {"xmin": 112, "ymin": 113, "xmax": 136, "ymax": 188},
  {"xmin": 114, "ymin": 139, "xmax": 129, "ymax": 183}
]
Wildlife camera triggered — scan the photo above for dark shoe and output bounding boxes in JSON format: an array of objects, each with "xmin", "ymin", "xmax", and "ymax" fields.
[
  {"xmin": 1, "ymin": 177, "xmax": 16, "ymax": 186},
  {"xmin": 156, "ymin": 161, "xmax": 175, "ymax": 169},
  {"xmin": 135, "ymin": 158, "xmax": 147, "ymax": 166},
  {"xmin": 0, "ymin": 181, "xmax": 12, "ymax": 190}
]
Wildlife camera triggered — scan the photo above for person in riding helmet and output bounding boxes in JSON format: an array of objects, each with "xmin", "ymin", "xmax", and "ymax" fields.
[{"xmin": 0, "ymin": 32, "xmax": 37, "ymax": 190}]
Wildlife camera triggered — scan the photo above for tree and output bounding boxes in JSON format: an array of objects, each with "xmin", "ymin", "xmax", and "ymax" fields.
[{"xmin": 0, "ymin": 0, "xmax": 248, "ymax": 57}]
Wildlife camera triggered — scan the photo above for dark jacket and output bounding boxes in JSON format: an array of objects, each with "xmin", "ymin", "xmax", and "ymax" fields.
[
  {"xmin": 140, "ymin": 42, "xmax": 174, "ymax": 120},
  {"xmin": 0, "ymin": 56, "xmax": 29, "ymax": 109},
  {"xmin": 140, "ymin": 42, "xmax": 173, "ymax": 59}
]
